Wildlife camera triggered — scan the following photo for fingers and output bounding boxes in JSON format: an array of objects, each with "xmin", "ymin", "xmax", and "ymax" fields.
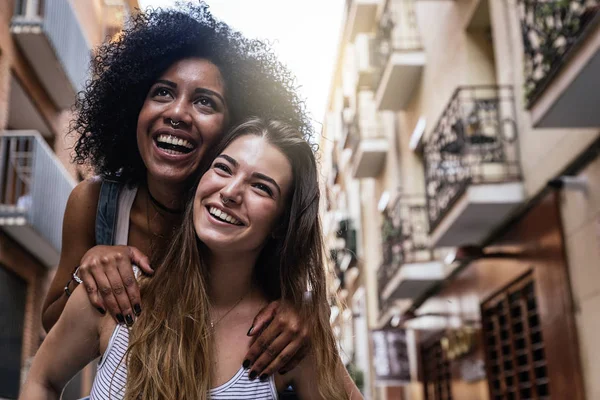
[
  {"xmin": 248, "ymin": 300, "xmax": 280, "ymax": 336},
  {"xmin": 92, "ymin": 265, "xmax": 122, "ymax": 323},
  {"xmin": 248, "ymin": 332, "xmax": 297, "ymax": 381},
  {"xmin": 127, "ymin": 246, "xmax": 153, "ymax": 275},
  {"xmin": 243, "ymin": 319, "xmax": 281, "ymax": 371},
  {"xmin": 107, "ymin": 254, "xmax": 136, "ymax": 326},
  {"xmin": 77, "ymin": 267, "xmax": 105, "ymax": 315},
  {"xmin": 78, "ymin": 245, "xmax": 148, "ymax": 325}
]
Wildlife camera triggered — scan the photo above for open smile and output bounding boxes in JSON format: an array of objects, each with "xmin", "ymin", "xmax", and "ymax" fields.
[
  {"xmin": 206, "ymin": 206, "xmax": 245, "ymax": 226},
  {"xmin": 152, "ymin": 129, "xmax": 199, "ymax": 156},
  {"xmin": 155, "ymin": 134, "xmax": 194, "ymax": 154}
]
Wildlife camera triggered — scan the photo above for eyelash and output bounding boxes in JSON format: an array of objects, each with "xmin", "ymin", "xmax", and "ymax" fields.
[
  {"xmin": 253, "ymin": 183, "xmax": 273, "ymax": 196},
  {"xmin": 196, "ymin": 97, "xmax": 216, "ymax": 109},
  {"xmin": 214, "ymin": 163, "xmax": 231, "ymax": 174},
  {"xmin": 152, "ymin": 87, "xmax": 171, "ymax": 98},
  {"xmin": 151, "ymin": 87, "xmax": 216, "ymax": 110},
  {"xmin": 213, "ymin": 163, "xmax": 274, "ymax": 196}
]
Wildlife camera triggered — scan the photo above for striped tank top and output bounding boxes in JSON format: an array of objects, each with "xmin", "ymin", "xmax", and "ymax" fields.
[
  {"xmin": 89, "ymin": 325, "xmax": 278, "ymax": 399},
  {"xmin": 88, "ymin": 186, "xmax": 278, "ymax": 399}
]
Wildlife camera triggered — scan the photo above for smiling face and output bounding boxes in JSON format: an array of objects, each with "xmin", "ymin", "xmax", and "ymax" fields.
[
  {"xmin": 137, "ymin": 58, "xmax": 229, "ymax": 185},
  {"xmin": 193, "ymin": 134, "xmax": 293, "ymax": 254}
]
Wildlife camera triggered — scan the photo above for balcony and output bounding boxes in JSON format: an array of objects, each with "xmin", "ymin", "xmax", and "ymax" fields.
[
  {"xmin": 11, "ymin": 0, "xmax": 91, "ymax": 109},
  {"xmin": 354, "ymin": 34, "xmax": 378, "ymax": 90},
  {"xmin": 377, "ymin": 196, "xmax": 445, "ymax": 318},
  {"xmin": 374, "ymin": 0, "xmax": 425, "ymax": 111},
  {"xmin": 0, "ymin": 131, "xmax": 76, "ymax": 266},
  {"xmin": 424, "ymin": 86, "xmax": 525, "ymax": 248},
  {"xmin": 345, "ymin": 0, "xmax": 382, "ymax": 42},
  {"xmin": 519, "ymin": 0, "xmax": 600, "ymax": 127}
]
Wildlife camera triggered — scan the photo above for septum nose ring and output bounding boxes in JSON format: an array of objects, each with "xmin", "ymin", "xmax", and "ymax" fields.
[{"xmin": 169, "ymin": 118, "xmax": 180, "ymax": 128}]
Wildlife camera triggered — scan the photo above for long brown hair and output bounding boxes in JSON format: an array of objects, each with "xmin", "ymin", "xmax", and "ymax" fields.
[{"xmin": 125, "ymin": 118, "xmax": 347, "ymax": 399}]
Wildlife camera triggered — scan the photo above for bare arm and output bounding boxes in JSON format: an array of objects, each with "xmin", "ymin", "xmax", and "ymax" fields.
[
  {"xmin": 285, "ymin": 352, "xmax": 363, "ymax": 400},
  {"xmin": 42, "ymin": 179, "xmax": 100, "ymax": 332},
  {"xmin": 21, "ymin": 285, "xmax": 103, "ymax": 399}
]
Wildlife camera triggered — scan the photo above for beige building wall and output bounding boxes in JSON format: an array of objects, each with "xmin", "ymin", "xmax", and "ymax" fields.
[
  {"xmin": 323, "ymin": 0, "xmax": 600, "ymax": 399},
  {"xmin": 560, "ymin": 156, "xmax": 600, "ymax": 400}
]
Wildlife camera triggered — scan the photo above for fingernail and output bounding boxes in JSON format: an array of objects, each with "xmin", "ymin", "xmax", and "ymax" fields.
[
  {"xmin": 134, "ymin": 304, "xmax": 142, "ymax": 316},
  {"xmin": 249, "ymin": 371, "xmax": 257, "ymax": 380},
  {"xmin": 247, "ymin": 325, "xmax": 254, "ymax": 336},
  {"xmin": 96, "ymin": 307, "xmax": 106, "ymax": 315},
  {"xmin": 125, "ymin": 314, "xmax": 134, "ymax": 326},
  {"xmin": 116, "ymin": 314, "xmax": 125, "ymax": 323},
  {"xmin": 259, "ymin": 374, "xmax": 268, "ymax": 382},
  {"xmin": 242, "ymin": 359, "xmax": 251, "ymax": 369}
]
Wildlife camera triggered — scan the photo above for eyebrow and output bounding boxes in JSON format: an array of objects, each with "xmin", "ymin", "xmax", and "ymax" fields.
[
  {"xmin": 216, "ymin": 154, "xmax": 282, "ymax": 195},
  {"xmin": 155, "ymin": 80, "xmax": 226, "ymax": 106}
]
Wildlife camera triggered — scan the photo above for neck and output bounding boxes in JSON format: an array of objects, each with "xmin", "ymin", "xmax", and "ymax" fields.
[
  {"xmin": 207, "ymin": 250, "xmax": 260, "ymax": 307},
  {"xmin": 145, "ymin": 175, "xmax": 186, "ymax": 215}
]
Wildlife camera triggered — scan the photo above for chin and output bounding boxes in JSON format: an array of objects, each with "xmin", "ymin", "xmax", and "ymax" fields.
[{"xmin": 149, "ymin": 167, "xmax": 195, "ymax": 185}]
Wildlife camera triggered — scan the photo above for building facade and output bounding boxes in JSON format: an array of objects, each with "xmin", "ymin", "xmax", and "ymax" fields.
[
  {"xmin": 0, "ymin": 0, "xmax": 137, "ymax": 398},
  {"xmin": 321, "ymin": 1, "xmax": 600, "ymax": 399}
]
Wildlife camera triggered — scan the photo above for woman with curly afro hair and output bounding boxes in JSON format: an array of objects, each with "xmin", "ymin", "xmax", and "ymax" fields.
[{"xmin": 42, "ymin": 3, "xmax": 314, "ymax": 385}]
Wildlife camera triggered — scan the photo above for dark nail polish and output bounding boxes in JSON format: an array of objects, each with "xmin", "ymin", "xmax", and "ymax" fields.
[
  {"xmin": 96, "ymin": 307, "xmax": 106, "ymax": 315},
  {"xmin": 247, "ymin": 325, "xmax": 254, "ymax": 336},
  {"xmin": 116, "ymin": 314, "xmax": 125, "ymax": 323},
  {"xmin": 249, "ymin": 371, "xmax": 257, "ymax": 380},
  {"xmin": 134, "ymin": 304, "xmax": 142, "ymax": 316},
  {"xmin": 125, "ymin": 314, "xmax": 134, "ymax": 326},
  {"xmin": 259, "ymin": 374, "xmax": 268, "ymax": 382},
  {"xmin": 242, "ymin": 359, "xmax": 251, "ymax": 369}
]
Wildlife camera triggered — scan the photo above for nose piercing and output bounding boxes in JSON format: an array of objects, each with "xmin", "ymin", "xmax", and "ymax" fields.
[
  {"xmin": 220, "ymin": 193, "xmax": 230, "ymax": 205},
  {"xmin": 168, "ymin": 118, "xmax": 181, "ymax": 128}
]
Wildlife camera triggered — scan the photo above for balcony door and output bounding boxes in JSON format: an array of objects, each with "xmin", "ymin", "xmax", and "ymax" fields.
[{"xmin": 0, "ymin": 264, "xmax": 27, "ymax": 399}]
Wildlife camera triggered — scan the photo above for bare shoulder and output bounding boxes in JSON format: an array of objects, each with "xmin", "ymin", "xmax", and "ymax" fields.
[
  {"xmin": 66, "ymin": 177, "xmax": 102, "ymax": 215},
  {"xmin": 63, "ymin": 177, "xmax": 103, "ymax": 237}
]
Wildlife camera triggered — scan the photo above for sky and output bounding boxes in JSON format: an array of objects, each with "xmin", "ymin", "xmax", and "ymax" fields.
[{"xmin": 138, "ymin": 0, "xmax": 345, "ymax": 133}]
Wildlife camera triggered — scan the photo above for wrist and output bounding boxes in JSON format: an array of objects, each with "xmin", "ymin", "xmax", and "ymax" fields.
[{"xmin": 64, "ymin": 267, "xmax": 82, "ymax": 297}]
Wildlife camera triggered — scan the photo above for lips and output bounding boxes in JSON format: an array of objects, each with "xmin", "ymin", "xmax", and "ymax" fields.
[
  {"xmin": 151, "ymin": 128, "xmax": 200, "ymax": 160},
  {"xmin": 205, "ymin": 204, "xmax": 246, "ymax": 226},
  {"xmin": 155, "ymin": 133, "xmax": 194, "ymax": 154}
]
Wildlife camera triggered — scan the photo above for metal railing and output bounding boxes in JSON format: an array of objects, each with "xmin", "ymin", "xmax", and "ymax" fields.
[
  {"xmin": 423, "ymin": 86, "xmax": 521, "ymax": 232},
  {"xmin": 12, "ymin": 0, "xmax": 91, "ymax": 93},
  {"xmin": 518, "ymin": 0, "xmax": 600, "ymax": 105},
  {"xmin": 0, "ymin": 131, "xmax": 76, "ymax": 256},
  {"xmin": 377, "ymin": 195, "xmax": 433, "ymax": 306},
  {"xmin": 373, "ymin": 0, "xmax": 423, "ymax": 88}
]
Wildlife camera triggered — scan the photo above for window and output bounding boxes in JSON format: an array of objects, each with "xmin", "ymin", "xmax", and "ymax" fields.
[{"xmin": 481, "ymin": 272, "xmax": 549, "ymax": 400}]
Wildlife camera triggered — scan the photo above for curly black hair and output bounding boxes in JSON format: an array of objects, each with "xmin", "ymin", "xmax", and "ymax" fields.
[{"xmin": 72, "ymin": 3, "xmax": 313, "ymax": 184}]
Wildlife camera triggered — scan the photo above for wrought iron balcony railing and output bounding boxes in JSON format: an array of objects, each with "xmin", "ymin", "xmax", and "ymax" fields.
[
  {"xmin": 377, "ymin": 196, "xmax": 432, "ymax": 302},
  {"xmin": 0, "ymin": 131, "xmax": 76, "ymax": 266},
  {"xmin": 518, "ymin": 0, "xmax": 600, "ymax": 105},
  {"xmin": 373, "ymin": 0, "xmax": 422, "ymax": 88},
  {"xmin": 423, "ymin": 86, "xmax": 521, "ymax": 232}
]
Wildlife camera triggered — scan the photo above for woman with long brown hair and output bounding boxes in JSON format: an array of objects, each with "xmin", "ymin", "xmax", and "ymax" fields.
[
  {"xmin": 21, "ymin": 118, "xmax": 362, "ymax": 399},
  {"xmin": 42, "ymin": 5, "xmax": 312, "ymax": 380}
]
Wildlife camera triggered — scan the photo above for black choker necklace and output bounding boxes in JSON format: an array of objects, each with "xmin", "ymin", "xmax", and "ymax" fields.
[{"xmin": 147, "ymin": 188, "xmax": 183, "ymax": 214}]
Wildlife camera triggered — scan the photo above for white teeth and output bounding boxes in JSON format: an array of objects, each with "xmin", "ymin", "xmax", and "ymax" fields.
[
  {"xmin": 156, "ymin": 134, "xmax": 194, "ymax": 149},
  {"xmin": 208, "ymin": 207, "xmax": 241, "ymax": 225}
]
